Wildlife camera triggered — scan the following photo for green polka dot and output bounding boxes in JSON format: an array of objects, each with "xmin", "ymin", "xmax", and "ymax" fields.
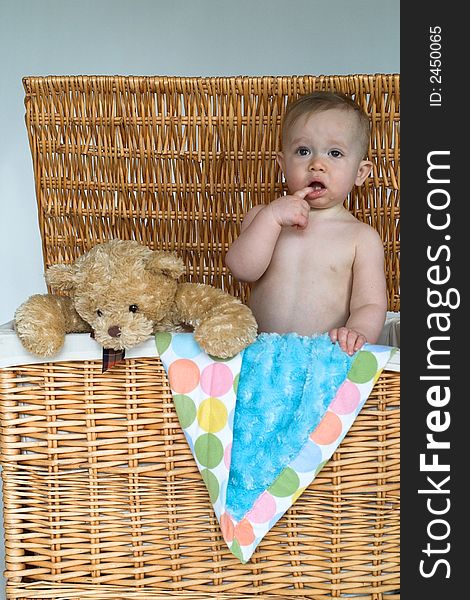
[
  {"xmin": 173, "ymin": 395, "xmax": 197, "ymax": 428},
  {"xmin": 155, "ymin": 332, "xmax": 172, "ymax": 355},
  {"xmin": 233, "ymin": 373, "xmax": 240, "ymax": 395},
  {"xmin": 201, "ymin": 469, "xmax": 220, "ymax": 503},
  {"xmin": 230, "ymin": 539, "xmax": 244, "ymax": 562},
  {"xmin": 348, "ymin": 351, "xmax": 378, "ymax": 384},
  {"xmin": 268, "ymin": 467, "xmax": 300, "ymax": 497},
  {"xmin": 194, "ymin": 433, "xmax": 224, "ymax": 468}
]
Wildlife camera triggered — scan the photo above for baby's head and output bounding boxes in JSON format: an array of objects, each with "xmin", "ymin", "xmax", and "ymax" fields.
[
  {"xmin": 282, "ymin": 91, "xmax": 371, "ymax": 159},
  {"xmin": 278, "ymin": 91, "xmax": 373, "ymax": 206}
]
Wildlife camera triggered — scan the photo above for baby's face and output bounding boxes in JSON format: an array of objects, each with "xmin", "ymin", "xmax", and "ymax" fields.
[{"xmin": 277, "ymin": 109, "xmax": 371, "ymax": 209}]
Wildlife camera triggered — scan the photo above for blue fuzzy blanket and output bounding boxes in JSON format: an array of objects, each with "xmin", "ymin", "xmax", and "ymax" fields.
[{"xmin": 226, "ymin": 333, "xmax": 354, "ymax": 520}]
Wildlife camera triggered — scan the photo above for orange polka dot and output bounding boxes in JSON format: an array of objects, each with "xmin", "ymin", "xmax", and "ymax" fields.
[
  {"xmin": 168, "ymin": 359, "xmax": 200, "ymax": 394},
  {"xmin": 220, "ymin": 512, "xmax": 234, "ymax": 543},
  {"xmin": 234, "ymin": 519, "xmax": 255, "ymax": 546},
  {"xmin": 310, "ymin": 411, "xmax": 342, "ymax": 445}
]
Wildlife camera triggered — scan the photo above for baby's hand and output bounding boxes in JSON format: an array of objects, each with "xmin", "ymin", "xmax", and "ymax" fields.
[
  {"xmin": 329, "ymin": 327, "xmax": 367, "ymax": 356},
  {"xmin": 269, "ymin": 188, "xmax": 313, "ymax": 229}
]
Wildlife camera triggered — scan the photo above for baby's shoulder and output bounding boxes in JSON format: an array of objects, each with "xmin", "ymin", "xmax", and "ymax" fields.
[
  {"xmin": 334, "ymin": 218, "xmax": 383, "ymax": 255},
  {"xmin": 244, "ymin": 203, "xmax": 266, "ymax": 217},
  {"xmin": 348, "ymin": 220, "xmax": 384, "ymax": 258},
  {"xmin": 358, "ymin": 221, "xmax": 382, "ymax": 241},
  {"xmin": 241, "ymin": 203, "xmax": 267, "ymax": 228},
  {"xmin": 346, "ymin": 216, "xmax": 382, "ymax": 239}
]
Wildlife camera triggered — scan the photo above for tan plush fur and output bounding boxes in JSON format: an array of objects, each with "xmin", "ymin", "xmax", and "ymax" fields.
[{"xmin": 14, "ymin": 240, "xmax": 258, "ymax": 358}]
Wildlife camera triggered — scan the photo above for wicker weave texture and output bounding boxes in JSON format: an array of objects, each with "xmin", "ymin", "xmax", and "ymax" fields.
[
  {"xmin": 1, "ymin": 360, "xmax": 399, "ymax": 597},
  {"xmin": 23, "ymin": 75, "xmax": 400, "ymax": 311}
]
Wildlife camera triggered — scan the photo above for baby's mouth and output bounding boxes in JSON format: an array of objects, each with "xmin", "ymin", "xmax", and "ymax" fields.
[
  {"xmin": 308, "ymin": 180, "xmax": 325, "ymax": 191},
  {"xmin": 306, "ymin": 181, "xmax": 326, "ymax": 198}
]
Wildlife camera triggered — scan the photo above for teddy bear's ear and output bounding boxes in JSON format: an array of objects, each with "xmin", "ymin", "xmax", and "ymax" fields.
[
  {"xmin": 45, "ymin": 264, "xmax": 79, "ymax": 291},
  {"xmin": 145, "ymin": 251, "xmax": 186, "ymax": 280}
]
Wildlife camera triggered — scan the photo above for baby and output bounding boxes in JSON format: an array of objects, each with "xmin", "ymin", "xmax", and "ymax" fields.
[{"xmin": 225, "ymin": 91, "xmax": 387, "ymax": 355}]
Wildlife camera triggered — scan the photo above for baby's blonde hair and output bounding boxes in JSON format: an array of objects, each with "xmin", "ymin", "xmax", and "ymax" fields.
[{"xmin": 282, "ymin": 91, "xmax": 371, "ymax": 158}]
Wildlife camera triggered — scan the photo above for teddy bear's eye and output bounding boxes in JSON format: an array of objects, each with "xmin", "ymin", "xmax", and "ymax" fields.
[
  {"xmin": 129, "ymin": 304, "xmax": 139, "ymax": 313},
  {"xmin": 96, "ymin": 309, "xmax": 103, "ymax": 317}
]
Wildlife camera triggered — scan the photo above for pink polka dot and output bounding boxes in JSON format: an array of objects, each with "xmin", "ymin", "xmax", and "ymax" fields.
[
  {"xmin": 168, "ymin": 359, "xmax": 200, "ymax": 394},
  {"xmin": 224, "ymin": 443, "xmax": 232, "ymax": 470},
  {"xmin": 246, "ymin": 492, "xmax": 277, "ymax": 524},
  {"xmin": 310, "ymin": 411, "xmax": 343, "ymax": 445},
  {"xmin": 234, "ymin": 519, "xmax": 255, "ymax": 546},
  {"xmin": 329, "ymin": 380, "xmax": 361, "ymax": 415},
  {"xmin": 200, "ymin": 363, "xmax": 233, "ymax": 397},
  {"xmin": 220, "ymin": 512, "xmax": 234, "ymax": 542}
]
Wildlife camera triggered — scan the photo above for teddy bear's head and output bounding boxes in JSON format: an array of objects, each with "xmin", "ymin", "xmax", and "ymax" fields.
[{"xmin": 45, "ymin": 239, "xmax": 185, "ymax": 350}]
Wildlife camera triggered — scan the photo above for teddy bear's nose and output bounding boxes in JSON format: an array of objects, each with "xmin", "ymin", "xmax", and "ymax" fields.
[{"xmin": 108, "ymin": 325, "xmax": 121, "ymax": 338}]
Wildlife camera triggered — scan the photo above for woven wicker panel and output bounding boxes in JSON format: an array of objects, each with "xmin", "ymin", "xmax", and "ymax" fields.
[
  {"xmin": 1, "ymin": 360, "xmax": 399, "ymax": 598},
  {"xmin": 23, "ymin": 75, "xmax": 400, "ymax": 311}
]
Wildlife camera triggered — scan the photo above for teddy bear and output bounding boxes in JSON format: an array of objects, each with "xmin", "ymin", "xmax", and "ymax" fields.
[{"xmin": 14, "ymin": 239, "xmax": 258, "ymax": 359}]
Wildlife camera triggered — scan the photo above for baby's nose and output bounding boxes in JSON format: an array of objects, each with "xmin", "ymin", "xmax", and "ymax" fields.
[{"xmin": 309, "ymin": 156, "xmax": 325, "ymax": 170}]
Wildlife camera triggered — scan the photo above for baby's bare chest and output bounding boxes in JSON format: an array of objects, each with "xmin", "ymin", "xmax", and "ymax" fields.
[{"xmin": 270, "ymin": 226, "xmax": 356, "ymax": 278}]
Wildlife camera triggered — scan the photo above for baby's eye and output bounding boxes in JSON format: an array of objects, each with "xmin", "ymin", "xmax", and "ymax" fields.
[
  {"xmin": 329, "ymin": 150, "xmax": 343, "ymax": 158},
  {"xmin": 296, "ymin": 147, "xmax": 310, "ymax": 156},
  {"xmin": 129, "ymin": 304, "xmax": 139, "ymax": 313},
  {"xmin": 96, "ymin": 309, "xmax": 103, "ymax": 317}
]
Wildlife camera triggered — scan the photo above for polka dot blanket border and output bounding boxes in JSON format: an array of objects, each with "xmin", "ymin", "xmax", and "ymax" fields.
[{"xmin": 157, "ymin": 332, "xmax": 396, "ymax": 563}]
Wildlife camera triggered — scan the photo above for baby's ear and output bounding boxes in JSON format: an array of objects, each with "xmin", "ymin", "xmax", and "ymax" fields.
[
  {"xmin": 145, "ymin": 251, "xmax": 185, "ymax": 279},
  {"xmin": 355, "ymin": 160, "xmax": 373, "ymax": 186},
  {"xmin": 45, "ymin": 264, "xmax": 79, "ymax": 291},
  {"xmin": 276, "ymin": 151, "xmax": 285, "ymax": 173}
]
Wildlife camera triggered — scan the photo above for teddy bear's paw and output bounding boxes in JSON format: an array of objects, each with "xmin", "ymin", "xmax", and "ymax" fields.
[
  {"xmin": 194, "ymin": 309, "xmax": 258, "ymax": 358},
  {"xmin": 15, "ymin": 320, "xmax": 65, "ymax": 357},
  {"xmin": 17, "ymin": 328, "xmax": 65, "ymax": 357},
  {"xmin": 14, "ymin": 294, "xmax": 67, "ymax": 357}
]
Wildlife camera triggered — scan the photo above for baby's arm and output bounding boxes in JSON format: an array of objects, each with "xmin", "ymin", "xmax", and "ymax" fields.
[
  {"xmin": 330, "ymin": 226, "xmax": 387, "ymax": 355},
  {"xmin": 225, "ymin": 188, "xmax": 313, "ymax": 282}
]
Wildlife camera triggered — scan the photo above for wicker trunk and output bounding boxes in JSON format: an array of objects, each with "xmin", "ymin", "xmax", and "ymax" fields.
[{"xmin": 1, "ymin": 75, "xmax": 400, "ymax": 598}]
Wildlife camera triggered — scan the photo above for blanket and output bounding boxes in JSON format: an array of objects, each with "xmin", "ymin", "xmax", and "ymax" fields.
[{"xmin": 156, "ymin": 331, "xmax": 395, "ymax": 563}]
